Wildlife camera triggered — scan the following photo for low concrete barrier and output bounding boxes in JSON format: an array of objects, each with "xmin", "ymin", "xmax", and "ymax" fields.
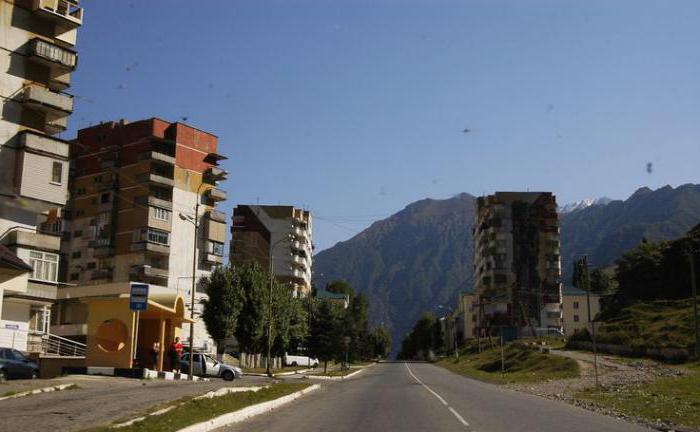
[
  {"xmin": 566, "ymin": 341, "xmax": 689, "ymax": 362},
  {"xmin": 176, "ymin": 384, "xmax": 320, "ymax": 432}
]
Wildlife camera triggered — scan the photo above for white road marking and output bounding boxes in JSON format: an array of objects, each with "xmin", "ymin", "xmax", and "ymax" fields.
[
  {"xmin": 404, "ymin": 363, "xmax": 470, "ymax": 428},
  {"xmin": 449, "ymin": 407, "xmax": 470, "ymax": 427}
]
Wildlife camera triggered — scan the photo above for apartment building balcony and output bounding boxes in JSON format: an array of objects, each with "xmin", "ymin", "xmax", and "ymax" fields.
[
  {"xmin": 130, "ymin": 264, "xmax": 169, "ymax": 284},
  {"xmin": 206, "ymin": 188, "xmax": 227, "ymax": 202},
  {"xmin": 204, "ymin": 152, "xmax": 227, "ymax": 165},
  {"xmin": 3, "ymin": 230, "xmax": 61, "ymax": 252},
  {"xmin": 204, "ymin": 166, "xmax": 227, "ymax": 183},
  {"xmin": 28, "ymin": 38, "xmax": 77, "ymax": 72},
  {"xmin": 135, "ymin": 196, "xmax": 173, "ymax": 211},
  {"xmin": 32, "ymin": 0, "xmax": 84, "ymax": 29},
  {"xmin": 137, "ymin": 172, "xmax": 174, "ymax": 188},
  {"xmin": 131, "ymin": 241, "xmax": 170, "ymax": 255},
  {"xmin": 21, "ymin": 85, "xmax": 73, "ymax": 119},
  {"xmin": 207, "ymin": 209, "xmax": 226, "ymax": 223},
  {"xmin": 291, "ymin": 268, "xmax": 309, "ymax": 282},
  {"xmin": 89, "ymin": 238, "xmax": 114, "ymax": 257},
  {"xmin": 139, "ymin": 150, "xmax": 175, "ymax": 165},
  {"xmin": 291, "ymin": 255, "xmax": 307, "ymax": 269},
  {"xmin": 204, "ymin": 253, "xmax": 223, "ymax": 265},
  {"xmin": 90, "ymin": 268, "xmax": 113, "ymax": 281}
]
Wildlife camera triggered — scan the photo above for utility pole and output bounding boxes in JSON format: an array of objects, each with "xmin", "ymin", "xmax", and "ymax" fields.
[
  {"xmin": 582, "ymin": 256, "xmax": 599, "ymax": 388},
  {"xmin": 690, "ymin": 249, "xmax": 698, "ymax": 359},
  {"xmin": 500, "ymin": 327, "xmax": 505, "ymax": 377}
]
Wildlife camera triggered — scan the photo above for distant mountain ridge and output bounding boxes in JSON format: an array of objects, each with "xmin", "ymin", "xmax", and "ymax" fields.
[
  {"xmin": 559, "ymin": 197, "xmax": 613, "ymax": 214},
  {"xmin": 314, "ymin": 185, "xmax": 700, "ymax": 353}
]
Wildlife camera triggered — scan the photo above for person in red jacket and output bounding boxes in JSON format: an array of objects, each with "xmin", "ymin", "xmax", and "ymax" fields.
[{"xmin": 169, "ymin": 337, "xmax": 184, "ymax": 373}]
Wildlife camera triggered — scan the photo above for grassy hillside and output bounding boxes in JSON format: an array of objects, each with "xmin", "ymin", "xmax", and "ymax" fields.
[
  {"xmin": 570, "ymin": 299, "xmax": 697, "ymax": 358},
  {"xmin": 437, "ymin": 342, "xmax": 579, "ymax": 384}
]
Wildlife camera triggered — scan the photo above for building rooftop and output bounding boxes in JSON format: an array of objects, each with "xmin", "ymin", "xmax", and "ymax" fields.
[{"xmin": 0, "ymin": 244, "xmax": 33, "ymax": 272}]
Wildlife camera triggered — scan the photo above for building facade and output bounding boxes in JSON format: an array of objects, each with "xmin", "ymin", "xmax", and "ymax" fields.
[
  {"xmin": 54, "ymin": 118, "xmax": 227, "ymax": 355},
  {"xmin": 230, "ymin": 205, "xmax": 312, "ymax": 297},
  {"xmin": 473, "ymin": 192, "xmax": 562, "ymax": 337},
  {"xmin": 0, "ymin": 0, "xmax": 83, "ymax": 351},
  {"xmin": 561, "ymin": 286, "xmax": 601, "ymax": 336}
]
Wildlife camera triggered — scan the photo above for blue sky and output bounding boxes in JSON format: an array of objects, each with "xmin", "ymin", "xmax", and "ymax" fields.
[{"xmin": 67, "ymin": 0, "xmax": 700, "ymax": 252}]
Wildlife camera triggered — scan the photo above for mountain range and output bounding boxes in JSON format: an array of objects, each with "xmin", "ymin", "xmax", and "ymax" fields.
[{"xmin": 313, "ymin": 184, "xmax": 700, "ymax": 353}]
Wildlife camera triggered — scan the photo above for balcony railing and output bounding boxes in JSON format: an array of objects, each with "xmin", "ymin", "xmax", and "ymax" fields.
[
  {"xmin": 28, "ymin": 38, "xmax": 77, "ymax": 71},
  {"xmin": 206, "ymin": 188, "xmax": 227, "ymax": 202},
  {"xmin": 204, "ymin": 166, "xmax": 227, "ymax": 183},
  {"xmin": 32, "ymin": 0, "xmax": 83, "ymax": 29},
  {"xmin": 137, "ymin": 172, "xmax": 174, "ymax": 187},
  {"xmin": 21, "ymin": 84, "xmax": 73, "ymax": 116},
  {"xmin": 207, "ymin": 209, "xmax": 226, "ymax": 223},
  {"xmin": 19, "ymin": 130, "xmax": 69, "ymax": 159}
]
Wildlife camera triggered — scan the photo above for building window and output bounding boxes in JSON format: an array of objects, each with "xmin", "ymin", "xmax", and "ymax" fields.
[
  {"xmin": 76, "ymin": 209, "xmax": 85, "ymax": 217},
  {"xmin": 134, "ymin": 228, "xmax": 169, "ymax": 245},
  {"xmin": 209, "ymin": 241, "xmax": 224, "ymax": 256},
  {"xmin": 574, "ymin": 315, "xmax": 580, "ymax": 322},
  {"xmin": 70, "ymin": 273, "xmax": 79, "ymax": 281},
  {"xmin": 86, "ymin": 262, "xmax": 96, "ymax": 270},
  {"xmin": 76, "ymin": 188, "xmax": 86, "ymax": 195},
  {"xmin": 100, "ymin": 193, "xmax": 111, "ymax": 204},
  {"xmin": 51, "ymin": 162, "xmax": 63, "ymax": 184},
  {"xmin": 573, "ymin": 301, "xmax": 579, "ymax": 309},
  {"xmin": 28, "ymin": 251, "xmax": 58, "ymax": 283},
  {"xmin": 74, "ymin": 230, "xmax": 82, "ymax": 238},
  {"xmin": 153, "ymin": 207, "xmax": 170, "ymax": 221},
  {"xmin": 148, "ymin": 229, "xmax": 169, "ymax": 245},
  {"xmin": 71, "ymin": 251, "xmax": 81, "ymax": 259}
]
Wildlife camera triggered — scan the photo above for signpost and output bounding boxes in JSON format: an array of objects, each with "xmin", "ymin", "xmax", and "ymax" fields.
[{"xmin": 129, "ymin": 283, "xmax": 149, "ymax": 364}]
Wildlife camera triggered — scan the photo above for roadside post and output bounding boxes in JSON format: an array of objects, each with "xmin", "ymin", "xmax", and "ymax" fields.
[
  {"xmin": 129, "ymin": 282, "xmax": 149, "ymax": 366},
  {"xmin": 689, "ymin": 248, "xmax": 698, "ymax": 358},
  {"xmin": 500, "ymin": 327, "xmax": 505, "ymax": 377}
]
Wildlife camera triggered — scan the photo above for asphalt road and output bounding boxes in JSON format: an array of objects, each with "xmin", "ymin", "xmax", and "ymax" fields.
[{"xmin": 224, "ymin": 362, "xmax": 649, "ymax": 432}]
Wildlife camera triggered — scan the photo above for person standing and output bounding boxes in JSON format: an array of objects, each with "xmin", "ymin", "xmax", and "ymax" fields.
[
  {"xmin": 169, "ymin": 337, "xmax": 183, "ymax": 373},
  {"xmin": 150, "ymin": 341, "xmax": 160, "ymax": 370}
]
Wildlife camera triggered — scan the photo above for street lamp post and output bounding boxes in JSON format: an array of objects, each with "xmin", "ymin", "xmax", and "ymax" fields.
[
  {"xmin": 266, "ymin": 234, "xmax": 293, "ymax": 377},
  {"xmin": 180, "ymin": 182, "xmax": 208, "ymax": 380}
]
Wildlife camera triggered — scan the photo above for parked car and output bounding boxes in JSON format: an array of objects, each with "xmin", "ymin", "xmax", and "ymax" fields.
[
  {"xmin": 180, "ymin": 352, "xmax": 243, "ymax": 381},
  {"xmin": 0, "ymin": 348, "xmax": 39, "ymax": 381},
  {"xmin": 284, "ymin": 353, "xmax": 319, "ymax": 367}
]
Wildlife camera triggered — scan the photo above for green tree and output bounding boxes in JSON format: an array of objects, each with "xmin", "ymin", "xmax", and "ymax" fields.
[
  {"xmin": 369, "ymin": 325, "xmax": 391, "ymax": 359},
  {"xmin": 201, "ymin": 266, "xmax": 243, "ymax": 360},
  {"xmin": 398, "ymin": 312, "xmax": 437, "ymax": 360},
  {"xmin": 326, "ymin": 280, "xmax": 354, "ymax": 297},
  {"xmin": 235, "ymin": 263, "xmax": 269, "ymax": 363},
  {"xmin": 309, "ymin": 299, "xmax": 343, "ymax": 373},
  {"xmin": 589, "ymin": 267, "xmax": 612, "ymax": 294}
]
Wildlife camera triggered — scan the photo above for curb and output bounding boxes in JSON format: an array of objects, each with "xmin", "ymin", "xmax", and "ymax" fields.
[
  {"xmin": 176, "ymin": 384, "xmax": 320, "ymax": 432},
  {"xmin": 245, "ymin": 368, "xmax": 312, "ymax": 378},
  {"xmin": 112, "ymin": 387, "xmax": 266, "ymax": 428},
  {"xmin": 306, "ymin": 363, "xmax": 375, "ymax": 381},
  {"xmin": 0, "ymin": 383, "xmax": 75, "ymax": 401}
]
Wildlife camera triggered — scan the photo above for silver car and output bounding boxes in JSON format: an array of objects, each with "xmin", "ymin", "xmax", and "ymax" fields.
[{"xmin": 181, "ymin": 352, "xmax": 243, "ymax": 381}]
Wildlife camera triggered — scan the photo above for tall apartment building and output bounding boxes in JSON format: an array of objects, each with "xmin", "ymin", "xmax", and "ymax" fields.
[
  {"xmin": 473, "ymin": 192, "xmax": 562, "ymax": 337},
  {"xmin": 54, "ymin": 118, "xmax": 228, "ymax": 353},
  {"xmin": 0, "ymin": 0, "xmax": 83, "ymax": 350},
  {"xmin": 230, "ymin": 205, "xmax": 312, "ymax": 297}
]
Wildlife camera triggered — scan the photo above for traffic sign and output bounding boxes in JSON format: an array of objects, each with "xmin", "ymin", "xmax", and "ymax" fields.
[{"xmin": 129, "ymin": 283, "xmax": 149, "ymax": 311}]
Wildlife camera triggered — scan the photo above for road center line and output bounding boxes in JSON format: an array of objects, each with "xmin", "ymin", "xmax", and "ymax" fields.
[{"xmin": 404, "ymin": 363, "xmax": 470, "ymax": 428}]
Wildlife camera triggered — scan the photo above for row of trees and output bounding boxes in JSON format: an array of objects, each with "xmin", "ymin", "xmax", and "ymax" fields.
[
  {"xmin": 397, "ymin": 312, "xmax": 442, "ymax": 360},
  {"xmin": 572, "ymin": 225, "xmax": 700, "ymax": 314},
  {"xmin": 200, "ymin": 264, "xmax": 390, "ymax": 370},
  {"xmin": 310, "ymin": 281, "xmax": 391, "ymax": 371}
]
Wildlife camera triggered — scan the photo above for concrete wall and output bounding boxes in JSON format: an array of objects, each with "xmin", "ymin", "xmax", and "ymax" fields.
[{"xmin": 562, "ymin": 294, "xmax": 600, "ymax": 335}]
